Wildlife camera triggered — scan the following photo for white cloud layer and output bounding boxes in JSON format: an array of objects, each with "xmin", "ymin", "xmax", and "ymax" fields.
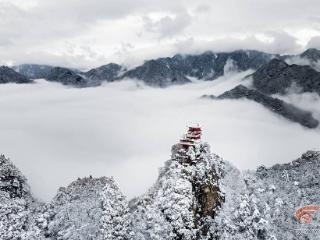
[
  {"xmin": 0, "ymin": 0, "xmax": 320, "ymax": 68},
  {"xmin": 0, "ymin": 73, "xmax": 319, "ymax": 202}
]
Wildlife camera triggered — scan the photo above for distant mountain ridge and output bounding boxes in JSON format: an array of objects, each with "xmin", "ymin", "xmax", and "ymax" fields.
[
  {"xmin": 203, "ymin": 85, "xmax": 319, "ymax": 128},
  {"xmin": 300, "ymin": 48, "xmax": 320, "ymax": 62},
  {"xmin": 5, "ymin": 48, "xmax": 320, "ymax": 89},
  {"xmin": 84, "ymin": 63, "xmax": 124, "ymax": 80},
  {"xmin": 10, "ymin": 49, "xmax": 275, "ymax": 87},
  {"xmin": 122, "ymin": 59, "xmax": 191, "ymax": 86},
  {"xmin": 251, "ymin": 58, "xmax": 320, "ymax": 95}
]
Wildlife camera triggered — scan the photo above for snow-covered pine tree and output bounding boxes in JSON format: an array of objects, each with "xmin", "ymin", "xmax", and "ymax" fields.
[
  {"xmin": 0, "ymin": 155, "xmax": 41, "ymax": 239},
  {"xmin": 46, "ymin": 176, "xmax": 114, "ymax": 240},
  {"xmin": 100, "ymin": 178, "xmax": 132, "ymax": 240}
]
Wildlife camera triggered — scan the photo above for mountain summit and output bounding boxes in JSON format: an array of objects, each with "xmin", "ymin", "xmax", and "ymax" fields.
[
  {"xmin": 300, "ymin": 48, "xmax": 320, "ymax": 62},
  {"xmin": 251, "ymin": 58, "xmax": 320, "ymax": 95},
  {"xmin": 129, "ymin": 125, "xmax": 225, "ymax": 239}
]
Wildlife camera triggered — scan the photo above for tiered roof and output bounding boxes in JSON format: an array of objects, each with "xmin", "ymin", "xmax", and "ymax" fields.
[{"xmin": 180, "ymin": 124, "xmax": 202, "ymax": 147}]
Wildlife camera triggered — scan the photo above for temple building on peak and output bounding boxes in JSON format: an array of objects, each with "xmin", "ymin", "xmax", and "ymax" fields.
[
  {"xmin": 171, "ymin": 124, "xmax": 203, "ymax": 164},
  {"xmin": 179, "ymin": 124, "xmax": 202, "ymax": 148}
]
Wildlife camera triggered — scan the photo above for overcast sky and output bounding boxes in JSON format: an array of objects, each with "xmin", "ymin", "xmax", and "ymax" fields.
[{"xmin": 1, "ymin": 0, "xmax": 320, "ymax": 68}]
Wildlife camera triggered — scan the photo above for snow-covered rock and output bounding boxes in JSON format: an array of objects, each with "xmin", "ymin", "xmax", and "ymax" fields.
[
  {"xmin": 128, "ymin": 142, "xmax": 224, "ymax": 239},
  {"xmin": 46, "ymin": 176, "xmax": 127, "ymax": 240},
  {"xmin": 0, "ymin": 155, "xmax": 44, "ymax": 239}
]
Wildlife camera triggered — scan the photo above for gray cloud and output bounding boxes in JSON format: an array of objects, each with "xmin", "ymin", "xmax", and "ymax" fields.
[
  {"xmin": 194, "ymin": 4, "xmax": 211, "ymax": 14},
  {"xmin": 117, "ymin": 31, "xmax": 301, "ymax": 67},
  {"xmin": 143, "ymin": 10, "xmax": 192, "ymax": 38},
  {"xmin": 0, "ymin": 0, "xmax": 320, "ymax": 67},
  {"xmin": 172, "ymin": 31, "xmax": 301, "ymax": 55},
  {"xmin": 307, "ymin": 36, "xmax": 320, "ymax": 49}
]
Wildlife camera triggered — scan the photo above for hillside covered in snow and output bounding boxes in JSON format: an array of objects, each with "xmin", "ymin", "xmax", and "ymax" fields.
[{"xmin": 0, "ymin": 130, "xmax": 320, "ymax": 239}]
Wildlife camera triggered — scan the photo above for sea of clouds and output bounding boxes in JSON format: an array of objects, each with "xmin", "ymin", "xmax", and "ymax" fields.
[{"xmin": 0, "ymin": 71, "xmax": 319, "ymax": 201}]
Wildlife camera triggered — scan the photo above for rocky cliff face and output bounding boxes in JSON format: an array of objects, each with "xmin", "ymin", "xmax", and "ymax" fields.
[
  {"xmin": 84, "ymin": 63, "xmax": 124, "ymax": 82},
  {"xmin": 122, "ymin": 59, "xmax": 191, "ymax": 87},
  {"xmin": 251, "ymin": 58, "xmax": 320, "ymax": 95},
  {"xmin": 46, "ymin": 67, "xmax": 87, "ymax": 87}
]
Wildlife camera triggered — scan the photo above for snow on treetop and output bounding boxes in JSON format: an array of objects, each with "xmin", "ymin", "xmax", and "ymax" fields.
[{"xmin": 187, "ymin": 122, "xmax": 202, "ymax": 129}]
